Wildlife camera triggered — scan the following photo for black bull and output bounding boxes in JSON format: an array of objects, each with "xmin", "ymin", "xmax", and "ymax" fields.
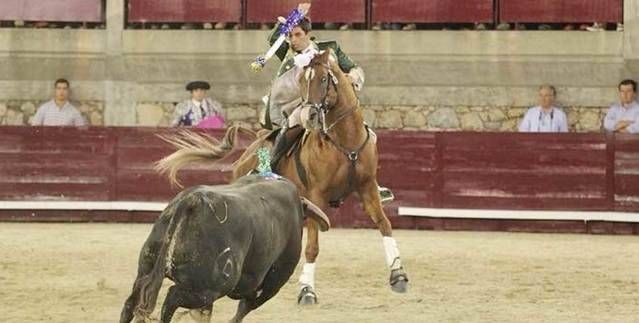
[{"xmin": 120, "ymin": 175, "xmax": 330, "ymax": 323}]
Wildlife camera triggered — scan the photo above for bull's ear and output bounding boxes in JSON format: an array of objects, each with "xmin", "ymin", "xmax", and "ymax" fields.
[{"xmin": 300, "ymin": 197, "xmax": 330, "ymax": 231}]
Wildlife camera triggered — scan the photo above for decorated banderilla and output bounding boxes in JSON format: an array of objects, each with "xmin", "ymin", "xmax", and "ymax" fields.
[{"xmin": 250, "ymin": 3, "xmax": 311, "ymax": 72}]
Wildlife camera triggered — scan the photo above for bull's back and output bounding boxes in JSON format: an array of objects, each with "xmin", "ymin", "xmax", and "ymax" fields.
[{"xmin": 222, "ymin": 177, "xmax": 304, "ymax": 281}]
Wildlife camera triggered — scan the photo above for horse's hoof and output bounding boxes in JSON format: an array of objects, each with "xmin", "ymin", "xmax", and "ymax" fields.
[
  {"xmin": 389, "ymin": 268, "xmax": 409, "ymax": 293},
  {"xmin": 297, "ymin": 285, "xmax": 318, "ymax": 305}
]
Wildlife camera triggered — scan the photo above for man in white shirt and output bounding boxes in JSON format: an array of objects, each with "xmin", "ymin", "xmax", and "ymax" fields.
[
  {"xmin": 518, "ymin": 84, "xmax": 569, "ymax": 133},
  {"xmin": 603, "ymin": 79, "xmax": 639, "ymax": 133},
  {"xmin": 30, "ymin": 78, "xmax": 86, "ymax": 126},
  {"xmin": 171, "ymin": 81, "xmax": 224, "ymax": 127}
]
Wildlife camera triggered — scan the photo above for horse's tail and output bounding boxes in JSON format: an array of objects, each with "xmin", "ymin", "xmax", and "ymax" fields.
[{"xmin": 155, "ymin": 126, "xmax": 257, "ymax": 187}]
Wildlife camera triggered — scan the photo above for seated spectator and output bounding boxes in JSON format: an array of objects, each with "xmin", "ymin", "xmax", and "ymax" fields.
[
  {"xmin": 603, "ymin": 79, "xmax": 639, "ymax": 133},
  {"xmin": 518, "ymin": 84, "xmax": 568, "ymax": 132},
  {"xmin": 30, "ymin": 78, "xmax": 86, "ymax": 126},
  {"xmin": 171, "ymin": 81, "xmax": 225, "ymax": 128}
]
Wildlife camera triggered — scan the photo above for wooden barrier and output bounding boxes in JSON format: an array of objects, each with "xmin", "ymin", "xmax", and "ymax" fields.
[
  {"xmin": 499, "ymin": 0, "xmax": 623, "ymax": 23},
  {"xmin": 372, "ymin": 0, "xmax": 494, "ymax": 23},
  {"xmin": 1, "ymin": 126, "xmax": 638, "ymax": 233},
  {"xmin": 0, "ymin": 127, "xmax": 231, "ymax": 202},
  {"xmin": 127, "ymin": 0, "xmax": 241, "ymax": 23},
  {"xmin": 0, "ymin": 0, "xmax": 103, "ymax": 22}
]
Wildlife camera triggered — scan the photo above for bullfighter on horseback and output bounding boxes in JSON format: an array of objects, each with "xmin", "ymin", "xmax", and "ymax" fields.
[
  {"xmin": 157, "ymin": 4, "xmax": 409, "ymax": 304},
  {"xmin": 257, "ymin": 5, "xmax": 392, "ymax": 202}
]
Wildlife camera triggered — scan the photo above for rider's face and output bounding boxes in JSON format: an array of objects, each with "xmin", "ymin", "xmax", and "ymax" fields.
[{"xmin": 288, "ymin": 26, "xmax": 311, "ymax": 52}]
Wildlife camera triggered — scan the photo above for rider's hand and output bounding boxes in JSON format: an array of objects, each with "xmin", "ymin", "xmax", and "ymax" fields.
[
  {"xmin": 347, "ymin": 67, "xmax": 365, "ymax": 92},
  {"xmin": 277, "ymin": 16, "xmax": 286, "ymax": 24}
]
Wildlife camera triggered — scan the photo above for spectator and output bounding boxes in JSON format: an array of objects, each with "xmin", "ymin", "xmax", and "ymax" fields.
[
  {"xmin": 586, "ymin": 22, "xmax": 606, "ymax": 32},
  {"xmin": 30, "ymin": 78, "xmax": 86, "ymax": 126},
  {"xmin": 171, "ymin": 81, "xmax": 224, "ymax": 128},
  {"xmin": 518, "ymin": 84, "xmax": 568, "ymax": 132},
  {"xmin": 603, "ymin": 79, "xmax": 639, "ymax": 133}
]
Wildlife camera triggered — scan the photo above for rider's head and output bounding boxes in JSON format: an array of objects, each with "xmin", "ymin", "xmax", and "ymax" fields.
[{"xmin": 289, "ymin": 17, "xmax": 312, "ymax": 53}]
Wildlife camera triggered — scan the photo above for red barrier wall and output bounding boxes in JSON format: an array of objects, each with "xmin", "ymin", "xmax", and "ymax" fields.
[
  {"xmin": 0, "ymin": 0, "xmax": 103, "ymax": 22},
  {"xmin": 0, "ymin": 127, "xmax": 233, "ymax": 202},
  {"xmin": 246, "ymin": 0, "xmax": 366, "ymax": 23},
  {"xmin": 127, "ymin": 0, "xmax": 241, "ymax": 23},
  {"xmin": 1, "ymin": 127, "xmax": 638, "ymax": 233},
  {"xmin": 615, "ymin": 135, "xmax": 639, "ymax": 211},
  {"xmin": 372, "ymin": 0, "xmax": 494, "ymax": 23},
  {"xmin": 499, "ymin": 0, "xmax": 623, "ymax": 23}
]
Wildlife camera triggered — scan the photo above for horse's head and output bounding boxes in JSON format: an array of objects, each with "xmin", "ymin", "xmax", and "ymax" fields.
[{"xmin": 300, "ymin": 50, "xmax": 339, "ymax": 131}]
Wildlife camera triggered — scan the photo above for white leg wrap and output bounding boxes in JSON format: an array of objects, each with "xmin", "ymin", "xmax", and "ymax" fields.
[
  {"xmin": 298, "ymin": 262, "xmax": 316, "ymax": 289},
  {"xmin": 382, "ymin": 237, "xmax": 402, "ymax": 270}
]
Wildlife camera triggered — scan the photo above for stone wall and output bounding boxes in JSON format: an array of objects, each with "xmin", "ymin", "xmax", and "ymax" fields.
[
  {"xmin": 0, "ymin": 98, "xmax": 612, "ymax": 132},
  {"xmin": 129, "ymin": 102, "xmax": 608, "ymax": 132},
  {"xmin": 134, "ymin": 102, "xmax": 261, "ymax": 129},
  {"xmin": 364, "ymin": 105, "xmax": 607, "ymax": 132},
  {"xmin": 0, "ymin": 100, "xmax": 104, "ymax": 126},
  {"xmin": 1, "ymin": 0, "xmax": 638, "ymax": 131}
]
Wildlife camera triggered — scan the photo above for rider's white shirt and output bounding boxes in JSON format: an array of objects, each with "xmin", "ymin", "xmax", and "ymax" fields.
[{"xmin": 269, "ymin": 43, "xmax": 320, "ymax": 127}]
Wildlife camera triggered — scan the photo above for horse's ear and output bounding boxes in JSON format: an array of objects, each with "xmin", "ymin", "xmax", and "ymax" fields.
[{"xmin": 319, "ymin": 49, "xmax": 332, "ymax": 62}]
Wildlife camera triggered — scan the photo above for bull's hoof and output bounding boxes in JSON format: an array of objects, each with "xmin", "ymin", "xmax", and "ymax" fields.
[
  {"xmin": 389, "ymin": 268, "xmax": 409, "ymax": 293},
  {"xmin": 297, "ymin": 285, "xmax": 318, "ymax": 305}
]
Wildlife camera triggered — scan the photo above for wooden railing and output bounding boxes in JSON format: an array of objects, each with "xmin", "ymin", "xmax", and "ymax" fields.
[{"xmin": 1, "ymin": 126, "xmax": 637, "ymax": 233}]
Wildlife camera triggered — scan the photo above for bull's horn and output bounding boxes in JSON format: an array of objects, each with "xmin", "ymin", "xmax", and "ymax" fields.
[{"xmin": 300, "ymin": 197, "xmax": 331, "ymax": 232}]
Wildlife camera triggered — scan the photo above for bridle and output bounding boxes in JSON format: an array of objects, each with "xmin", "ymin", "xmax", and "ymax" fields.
[
  {"xmin": 302, "ymin": 61, "xmax": 367, "ymax": 140},
  {"xmin": 300, "ymin": 61, "xmax": 371, "ymax": 204}
]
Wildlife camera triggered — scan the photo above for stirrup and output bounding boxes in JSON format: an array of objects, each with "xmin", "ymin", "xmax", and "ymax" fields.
[{"xmin": 379, "ymin": 186, "xmax": 394, "ymax": 204}]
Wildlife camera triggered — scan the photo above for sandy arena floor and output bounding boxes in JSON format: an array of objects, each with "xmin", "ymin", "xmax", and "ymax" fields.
[{"xmin": 1, "ymin": 223, "xmax": 638, "ymax": 323}]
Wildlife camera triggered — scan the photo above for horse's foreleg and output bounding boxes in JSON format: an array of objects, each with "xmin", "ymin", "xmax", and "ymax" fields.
[
  {"xmin": 358, "ymin": 179, "xmax": 409, "ymax": 293},
  {"xmin": 298, "ymin": 193, "xmax": 325, "ymax": 305}
]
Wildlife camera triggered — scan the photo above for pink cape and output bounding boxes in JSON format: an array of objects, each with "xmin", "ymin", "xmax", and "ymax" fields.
[{"xmin": 196, "ymin": 115, "xmax": 225, "ymax": 129}]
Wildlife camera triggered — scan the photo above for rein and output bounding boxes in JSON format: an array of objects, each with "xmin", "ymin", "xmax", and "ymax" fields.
[{"xmin": 304, "ymin": 62, "xmax": 370, "ymax": 205}]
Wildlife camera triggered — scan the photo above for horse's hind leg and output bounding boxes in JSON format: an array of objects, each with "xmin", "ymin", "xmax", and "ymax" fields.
[{"xmin": 358, "ymin": 179, "xmax": 409, "ymax": 293}]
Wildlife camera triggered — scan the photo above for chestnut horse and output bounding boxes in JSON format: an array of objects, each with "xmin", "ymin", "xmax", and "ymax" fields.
[{"xmin": 157, "ymin": 50, "xmax": 408, "ymax": 304}]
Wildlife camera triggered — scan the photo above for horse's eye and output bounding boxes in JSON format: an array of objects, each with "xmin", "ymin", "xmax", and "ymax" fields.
[{"xmin": 321, "ymin": 76, "xmax": 327, "ymax": 83}]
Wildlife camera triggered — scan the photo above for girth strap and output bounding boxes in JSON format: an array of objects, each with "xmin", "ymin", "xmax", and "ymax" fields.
[{"xmin": 324, "ymin": 125, "xmax": 371, "ymax": 205}]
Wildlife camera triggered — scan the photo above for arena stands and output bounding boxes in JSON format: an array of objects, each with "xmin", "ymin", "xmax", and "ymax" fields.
[
  {"xmin": 0, "ymin": 0, "xmax": 622, "ymax": 30},
  {"xmin": 0, "ymin": 0, "xmax": 103, "ymax": 22}
]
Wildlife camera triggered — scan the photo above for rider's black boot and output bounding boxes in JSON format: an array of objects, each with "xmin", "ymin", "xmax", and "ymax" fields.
[{"xmin": 270, "ymin": 126, "xmax": 304, "ymax": 172}]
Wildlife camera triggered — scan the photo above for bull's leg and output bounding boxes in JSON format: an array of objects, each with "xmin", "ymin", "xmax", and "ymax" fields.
[
  {"xmin": 120, "ymin": 216, "xmax": 172, "ymax": 323},
  {"xmin": 188, "ymin": 307, "xmax": 213, "ymax": 323},
  {"xmin": 231, "ymin": 257, "xmax": 297, "ymax": 321},
  {"xmin": 160, "ymin": 286, "xmax": 211, "ymax": 323},
  {"xmin": 229, "ymin": 299, "xmax": 251, "ymax": 323},
  {"xmin": 358, "ymin": 179, "xmax": 409, "ymax": 293}
]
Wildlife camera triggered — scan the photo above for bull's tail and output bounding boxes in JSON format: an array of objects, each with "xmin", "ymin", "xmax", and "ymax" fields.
[
  {"xmin": 129, "ymin": 195, "xmax": 197, "ymax": 319},
  {"xmin": 300, "ymin": 197, "xmax": 331, "ymax": 232},
  {"xmin": 155, "ymin": 126, "xmax": 257, "ymax": 187}
]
